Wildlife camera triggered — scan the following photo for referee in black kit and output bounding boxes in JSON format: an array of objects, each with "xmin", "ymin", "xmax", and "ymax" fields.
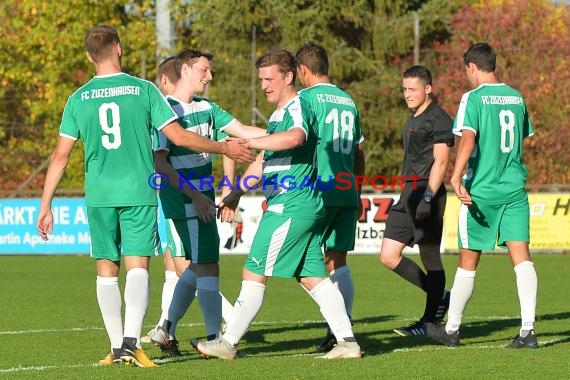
[{"xmin": 379, "ymin": 65, "xmax": 454, "ymax": 337}]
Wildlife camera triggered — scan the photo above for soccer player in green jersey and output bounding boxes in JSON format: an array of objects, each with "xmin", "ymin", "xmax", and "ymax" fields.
[
  {"xmin": 149, "ymin": 49, "xmax": 266, "ymax": 352},
  {"xmin": 193, "ymin": 48, "xmax": 361, "ymax": 360},
  {"xmin": 144, "ymin": 55, "xmax": 236, "ymax": 352},
  {"xmin": 295, "ymin": 43, "xmax": 365, "ymax": 352},
  {"xmin": 426, "ymin": 43, "xmax": 538, "ymax": 349},
  {"xmin": 36, "ymin": 25, "xmax": 255, "ymax": 368}
]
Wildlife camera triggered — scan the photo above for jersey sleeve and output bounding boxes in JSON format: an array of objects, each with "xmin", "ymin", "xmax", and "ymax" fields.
[
  {"xmin": 59, "ymin": 96, "xmax": 80, "ymax": 140},
  {"xmin": 155, "ymin": 130, "xmax": 171, "ymax": 151},
  {"xmin": 432, "ymin": 107, "xmax": 454, "ymax": 146},
  {"xmin": 209, "ymin": 101, "xmax": 236, "ymax": 134},
  {"xmin": 523, "ymin": 103, "xmax": 534, "ymax": 138},
  {"xmin": 453, "ymin": 92, "xmax": 479, "ymax": 136},
  {"xmin": 290, "ymin": 97, "xmax": 314, "ymax": 141},
  {"xmin": 354, "ymin": 108, "xmax": 364, "ymax": 144},
  {"xmin": 147, "ymin": 83, "xmax": 178, "ymax": 131}
]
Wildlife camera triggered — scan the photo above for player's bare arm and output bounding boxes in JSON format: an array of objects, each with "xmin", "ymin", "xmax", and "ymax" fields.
[
  {"xmin": 451, "ymin": 130, "xmax": 476, "ymax": 205},
  {"xmin": 247, "ymin": 128, "xmax": 306, "ymax": 151},
  {"xmin": 162, "ymin": 121, "xmax": 255, "ymax": 163},
  {"xmin": 37, "ymin": 136, "xmax": 76, "ymax": 240},
  {"xmin": 224, "ymin": 120, "xmax": 267, "ymax": 139},
  {"xmin": 217, "ymin": 155, "xmax": 237, "ymax": 223}
]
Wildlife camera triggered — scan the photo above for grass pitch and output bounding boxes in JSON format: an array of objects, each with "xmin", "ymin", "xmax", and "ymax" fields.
[{"xmin": 0, "ymin": 254, "xmax": 568, "ymax": 379}]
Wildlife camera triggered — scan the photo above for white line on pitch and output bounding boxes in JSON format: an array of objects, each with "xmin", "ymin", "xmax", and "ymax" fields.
[
  {"xmin": 393, "ymin": 338, "xmax": 561, "ymax": 352},
  {"xmin": 0, "ymin": 364, "xmax": 98, "ymax": 373},
  {"xmin": 0, "ymin": 320, "xmax": 326, "ymax": 336}
]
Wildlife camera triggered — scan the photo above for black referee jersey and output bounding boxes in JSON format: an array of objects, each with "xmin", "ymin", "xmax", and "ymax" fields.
[{"xmin": 401, "ymin": 102, "xmax": 454, "ymax": 181}]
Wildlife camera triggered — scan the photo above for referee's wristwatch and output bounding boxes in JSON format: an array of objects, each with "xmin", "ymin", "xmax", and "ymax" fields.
[{"xmin": 423, "ymin": 190, "xmax": 434, "ymax": 203}]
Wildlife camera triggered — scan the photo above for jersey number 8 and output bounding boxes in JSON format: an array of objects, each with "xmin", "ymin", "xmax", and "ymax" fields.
[{"xmin": 499, "ymin": 109, "xmax": 515, "ymax": 154}]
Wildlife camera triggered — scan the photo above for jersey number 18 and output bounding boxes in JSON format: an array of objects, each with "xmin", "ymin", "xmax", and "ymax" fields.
[{"xmin": 325, "ymin": 108, "xmax": 354, "ymax": 154}]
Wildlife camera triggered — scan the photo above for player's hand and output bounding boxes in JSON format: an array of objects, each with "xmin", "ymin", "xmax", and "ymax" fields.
[
  {"xmin": 190, "ymin": 192, "xmax": 215, "ymax": 223},
  {"xmin": 415, "ymin": 199, "xmax": 431, "ymax": 220},
  {"xmin": 217, "ymin": 189, "xmax": 236, "ymax": 222},
  {"xmin": 222, "ymin": 138, "xmax": 255, "ymax": 163},
  {"xmin": 451, "ymin": 176, "xmax": 472, "ymax": 205},
  {"xmin": 218, "ymin": 190, "xmax": 243, "ymax": 221},
  {"xmin": 217, "ymin": 205, "xmax": 235, "ymax": 223},
  {"xmin": 36, "ymin": 208, "xmax": 54, "ymax": 241}
]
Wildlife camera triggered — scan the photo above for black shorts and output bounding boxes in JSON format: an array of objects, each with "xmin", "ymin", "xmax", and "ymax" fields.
[{"xmin": 383, "ymin": 183, "xmax": 446, "ymax": 247}]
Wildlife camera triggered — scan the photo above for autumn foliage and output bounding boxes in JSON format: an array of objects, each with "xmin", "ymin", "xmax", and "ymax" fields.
[
  {"xmin": 432, "ymin": 0, "xmax": 570, "ymax": 185},
  {"xmin": 0, "ymin": 0, "xmax": 568, "ymax": 195}
]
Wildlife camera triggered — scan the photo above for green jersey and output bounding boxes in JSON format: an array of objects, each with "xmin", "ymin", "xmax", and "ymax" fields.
[
  {"xmin": 299, "ymin": 83, "xmax": 364, "ymax": 207},
  {"xmin": 262, "ymin": 96, "xmax": 322, "ymax": 219},
  {"xmin": 453, "ymin": 83, "xmax": 533, "ymax": 204},
  {"xmin": 158, "ymin": 95, "xmax": 234, "ymax": 219},
  {"xmin": 59, "ymin": 72, "xmax": 177, "ymax": 207}
]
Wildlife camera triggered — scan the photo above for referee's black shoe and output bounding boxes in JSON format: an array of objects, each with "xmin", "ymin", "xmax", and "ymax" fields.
[{"xmin": 393, "ymin": 319, "xmax": 426, "ymax": 336}]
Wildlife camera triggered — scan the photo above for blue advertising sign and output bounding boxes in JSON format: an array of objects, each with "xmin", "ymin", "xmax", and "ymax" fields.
[
  {"xmin": 0, "ymin": 198, "xmax": 168, "ymax": 255},
  {"xmin": 0, "ymin": 198, "xmax": 90, "ymax": 254}
]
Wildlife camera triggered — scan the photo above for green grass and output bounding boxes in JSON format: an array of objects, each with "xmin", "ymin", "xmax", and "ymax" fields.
[{"xmin": 0, "ymin": 254, "xmax": 568, "ymax": 379}]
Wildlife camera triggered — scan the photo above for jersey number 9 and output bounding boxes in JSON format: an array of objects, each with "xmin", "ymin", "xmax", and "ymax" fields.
[{"xmin": 99, "ymin": 102, "xmax": 122, "ymax": 150}]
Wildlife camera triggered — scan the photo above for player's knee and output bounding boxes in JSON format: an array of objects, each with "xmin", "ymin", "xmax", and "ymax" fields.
[{"xmin": 379, "ymin": 252, "xmax": 399, "ymax": 269}]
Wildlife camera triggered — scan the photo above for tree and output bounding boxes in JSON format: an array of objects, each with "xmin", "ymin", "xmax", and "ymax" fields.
[
  {"xmin": 0, "ymin": 0, "xmax": 158, "ymax": 193},
  {"xmin": 184, "ymin": 0, "xmax": 461, "ymax": 179}
]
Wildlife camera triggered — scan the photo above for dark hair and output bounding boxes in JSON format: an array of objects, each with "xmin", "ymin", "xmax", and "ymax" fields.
[
  {"xmin": 85, "ymin": 25, "xmax": 120, "ymax": 63},
  {"xmin": 295, "ymin": 43, "xmax": 329, "ymax": 76},
  {"xmin": 174, "ymin": 49, "xmax": 213, "ymax": 77},
  {"xmin": 464, "ymin": 43, "xmax": 496, "ymax": 72},
  {"xmin": 403, "ymin": 65, "xmax": 432, "ymax": 86},
  {"xmin": 255, "ymin": 48, "xmax": 296, "ymax": 83},
  {"xmin": 158, "ymin": 56, "xmax": 178, "ymax": 83}
]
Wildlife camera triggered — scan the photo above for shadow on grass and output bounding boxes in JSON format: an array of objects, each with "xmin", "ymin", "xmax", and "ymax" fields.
[
  {"xmin": 238, "ymin": 311, "xmax": 570, "ymax": 357},
  {"xmin": 462, "ymin": 311, "xmax": 570, "ymax": 346}
]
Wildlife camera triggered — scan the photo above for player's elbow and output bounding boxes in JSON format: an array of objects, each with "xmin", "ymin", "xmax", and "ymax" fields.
[
  {"xmin": 162, "ymin": 122, "xmax": 187, "ymax": 147},
  {"xmin": 288, "ymin": 130, "xmax": 306, "ymax": 147},
  {"xmin": 50, "ymin": 150, "xmax": 70, "ymax": 168},
  {"xmin": 433, "ymin": 156, "xmax": 449, "ymax": 167},
  {"xmin": 167, "ymin": 130, "xmax": 186, "ymax": 147}
]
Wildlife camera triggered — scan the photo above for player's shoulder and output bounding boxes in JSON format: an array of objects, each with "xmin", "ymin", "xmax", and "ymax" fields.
[
  {"xmin": 123, "ymin": 73, "xmax": 166, "ymax": 96},
  {"xmin": 458, "ymin": 86, "xmax": 484, "ymax": 108},
  {"xmin": 499, "ymin": 83, "xmax": 525, "ymax": 98},
  {"xmin": 285, "ymin": 94, "xmax": 302, "ymax": 109},
  {"xmin": 282, "ymin": 95, "xmax": 309, "ymax": 121},
  {"xmin": 296, "ymin": 95, "xmax": 317, "ymax": 115},
  {"xmin": 100, "ymin": 72, "xmax": 150, "ymax": 87},
  {"xmin": 304, "ymin": 82, "xmax": 350, "ymax": 95},
  {"xmin": 463, "ymin": 85, "xmax": 484, "ymax": 98},
  {"xmin": 193, "ymin": 95, "xmax": 223, "ymax": 114},
  {"xmin": 428, "ymin": 102, "xmax": 453, "ymax": 120},
  {"xmin": 468, "ymin": 83, "xmax": 527, "ymax": 106},
  {"xmin": 66, "ymin": 83, "xmax": 89, "ymax": 101}
]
